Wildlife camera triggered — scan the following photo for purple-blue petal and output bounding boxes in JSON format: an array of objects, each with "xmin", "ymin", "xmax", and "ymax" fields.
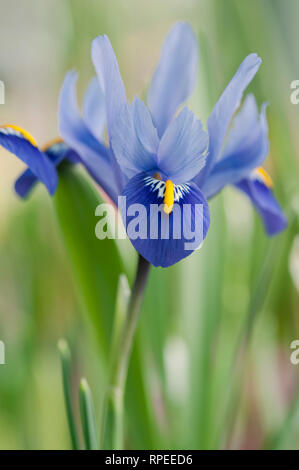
[
  {"xmin": 58, "ymin": 71, "xmax": 119, "ymax": 203},
  {"xmin": 91, "ymin": 35, "xmax": 127, "ymax": 191},
  {"xmin": 148, "ymin": 22, "xmax": 198, "ymax": 138},
  {"xmin": 157, "ymin": 107, "xmax": 208, "ymax": 183},
  {"xmin": 14, "ymin": 169, "xmax": 41, "ymax": 199},
  {"xmin": 111, "ymin": 98, "xmax": 159, "ymax": 179},
  {"xmin": 121, "ymin": 172, "xmax": 210, "ymax": 267},
  {"xmin": 0, "ymin": 127, "xmax": 57, "ymax": 196},
  {"xmin": 197, "ymin": 54, "xmax": 262, "ymax": 186},
  {"xmin": 201, "ymin": 95, "xmax": 269, "ymax": 198},
  {"xmin": 91, "ymin": 35, "xmax": 127, "ymax": 138},
  {"xmin": 235, "ymin": 178, "xmax": 287, "ymax": 236},
  {"xmin": 82, "ymin": 77, "xmax": 106, "ymax": 141},
  {"xmin": 15, "ymin": 141, "xmax": 79, "ymax": 198}
]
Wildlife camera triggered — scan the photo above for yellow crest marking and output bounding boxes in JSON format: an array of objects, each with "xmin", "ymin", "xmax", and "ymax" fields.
[
  {"xmin": 255, "ymin": 166, "xmax": 273, "ymax": 188},
  {"xmin": 0, "ymin": 124, "xmax": 38, "ymax": 147},
  {"xmin": 163, "ymin": 180, "xmax": 174, "ymax": 215}
]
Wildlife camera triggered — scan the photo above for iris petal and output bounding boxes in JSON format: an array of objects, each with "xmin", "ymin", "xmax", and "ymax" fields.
[
  {"xmin": 82, "ymin": 77, "xmax": 106, "ymax": 141},
  {"xmin": 121, "ymin": 172, "xmax": 210, "ymax": 267},
  {"xmin": 236, "ymin": 178, "xmax": 287, "ymax": 236},
  {"xmin": 201, "ymin": 95, "xmax": 268, "ymax": 198},
  {"xmin": 111, "ymin": 98, "xmax": 159, "ymax": 179},
  {"xmin": 157, "ymin": 108, "xmax": 208, "ymax": 183},
  {"xmin": 91, "ymin": 35, "xmax": 127, "ymax": 137},
  {"xmin": 197, "ymin": 53, "xmax": 262, "ymax": 186},
  {"xmin": 14, "ymin": 169, "xmax": 39, "ymax": 198},
  {"xmin": 91, "ymin": 35, "xmax": 128, "ymax": 191},
  {"xmin": 148, "ymin": 22, "xmax": 198, "ymax": 138},
  {"xmin": 15, "ymin": 141, "xmax": 79, "ymax": 198},
  {"xmin": 58, "ymin": 71, "xmax": 119, "ymax": 203},
  {"xmin": 0, "ymin": 126, "xmax": 57, "ymax": 195}
]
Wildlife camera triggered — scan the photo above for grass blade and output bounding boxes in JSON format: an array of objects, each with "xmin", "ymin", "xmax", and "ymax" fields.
[
  {"xmin": 79, "ymin": 378, "xmax": 99, "ymax": 450},
  {"xmin": 101, "ymin": 274, "xmax": 130, "ymax": 450},
  {"xmin": 58, "ymin": 338, "xmax": 80, "ymax": 450}
]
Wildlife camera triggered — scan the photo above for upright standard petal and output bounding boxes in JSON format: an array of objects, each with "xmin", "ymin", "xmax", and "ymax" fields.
[
  {"xmin": 201, "ymin": 96, "xmax": 269, "ymax": 198},
  {"xmin": 121, "ymin": 172, "xmax": 210, "ymax": 267},
  {"xmin": 15, "ymin": 141, "xmax": 79, "ymax": 198},
  {"xmin": 157, "ymin": 108, "xmax": 208, "ymax": 183},
  {"xmin": 82, "ymin": 77, "xmax": 106, "ymax": 141},
  {"xmin": 0, "ymin": 125, "xmax": 57, "ymax": 195},
  {"xmin": 111, "ymin": 98, "xmax": 159, "ymax": 179},
  {"xmin": 236, "ymin": 177, "xmax": 287, "ymax": 236},
  {"xmin": 198, "ymin": 53, "xmax": 262, "ymax": 185},
  {"xmin": 91, "ymin": 35, "xmax": 127, "ymax": 190},
  {"xmin": 91, "ymin": 35, "xmax": 127, "ymax": 137},
  {"xmin": 58, "ymin": 71, "xmax": 119, "ymax": 203},
  {"xmin": 147, "ymin": 22, "xmax": 198, "ymax": 138}
]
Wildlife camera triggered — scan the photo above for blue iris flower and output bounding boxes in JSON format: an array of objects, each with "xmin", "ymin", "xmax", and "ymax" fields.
[
  {"xmin": 0, "ymin": 74, "xmax": 107, "ymax": 199},
  {"xmin": 0, "ymin": 125, "xmax": 58, "ymax": 197},
  {"xmin": 0, "ymin": 126, "xmax": 79, "ymax": 198},
  {"xmin": 0, "ymin": 22, "xmax": 287, "ymax": 267},
  {"xmin": 193, "ymin": 63, "xmax": 287, "ymax": 236},
  {"xmin": 60, "ymin": 22, "xmax": 211, "ymax": 267}
]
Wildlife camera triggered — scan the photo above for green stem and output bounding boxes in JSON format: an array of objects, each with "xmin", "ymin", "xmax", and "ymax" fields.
[{"xmin": 102, "ymin": 255, "xmax": 151, "ymax": 449}]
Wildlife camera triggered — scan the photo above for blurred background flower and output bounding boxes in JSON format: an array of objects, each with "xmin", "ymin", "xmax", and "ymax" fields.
[{"xmin": 0, "ymin": 0, "xmax": 299, "ymax": 450}]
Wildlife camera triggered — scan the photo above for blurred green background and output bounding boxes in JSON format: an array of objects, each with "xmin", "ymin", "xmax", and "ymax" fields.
[{"xmin": 0, "ymin": 0, "xmax": 299, "ymax": 450}]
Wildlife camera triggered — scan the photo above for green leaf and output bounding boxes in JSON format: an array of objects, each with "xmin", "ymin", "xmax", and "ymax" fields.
[
  {"xmin": 79, "ymin": 378, "xmax": 99, "ymax": 450},
  {"xmin": 54, "ymin": 165, "xmax": 156, "ymax": 448},
  {"xmin": 102, "ymin": 274, "xmax": 130, "ymax": 450},
  {"xmin": 54, "ymin": 165, "xmax": 123, "ymax": 355},
  {"xmin": 58, "ymin": 338, "xmax": 80, "ymax": 450},
  {"xmin": 110, "ymin": 275, "xmax": 131, "ymax": 369}
]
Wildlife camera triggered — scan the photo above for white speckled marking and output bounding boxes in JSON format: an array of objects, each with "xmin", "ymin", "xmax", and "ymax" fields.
[
  {"xmin": 0, "ymin": 127, "xmax": 24, "ymax": 139},
  {"xmin": 144, "ymin": 176, "xmax": 190, "ymax": 202}
]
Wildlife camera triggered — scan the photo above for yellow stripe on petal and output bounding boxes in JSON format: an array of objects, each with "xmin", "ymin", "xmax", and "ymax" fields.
[
  {"xmin": 0, "ymin": 124, "xmax": 38, "ymax": 147},
  {"xmin": 163, "ymin": 179, "xmax": 174, "ymax": 215},
  {"xmin": 255, "ymin": 166, "xmax": 273, "ymax": 188}
]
